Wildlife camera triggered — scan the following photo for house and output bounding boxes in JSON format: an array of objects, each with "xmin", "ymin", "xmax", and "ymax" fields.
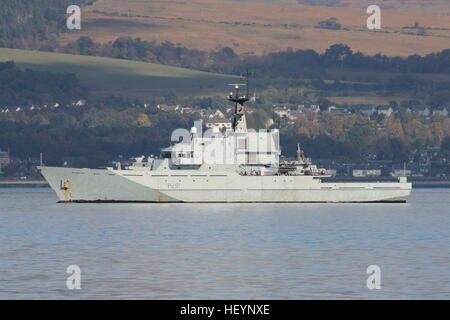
[
  {"xmin": 326, "ymin": 105, "xmax": 338, "ymax": 112},
  {"xmin": 212, "ymin": 109, "xmax": 225, "ymax": 118},
  {"xmin": 298, "ymin": 104, "xmax": 320, "ymax": 113},
  {"xmin": 245, "ymin": 107, "xmax": 256, "ymax": 115},
  {"xmin": 309, "ymin": 105, "xmax": 321, "ymax": 113},
  {"xmin": 0, "ymin": 149, "xmax": 11, "ymax": 168},
  {"xmin": 327, "ymin": 106, "xmax": 350, "ymax": 115},
  {"xmin": 157, "ymin": 104, "xmax": 180, "ymax": 112},
  {"xmin": 357, "ymin": 105, "xmax": 376, "ymax": 117},
  {"xmin": 73, "ymin": 100, "xmax": 86, "ymax": 107},
  {"xmin": 411, "ymin": 106, "xmax": 431, "ymax": 117},
  {"xmin": 391, "ymin": 169, "xmax": 412, "ymax": 177},
  {"xmin": 273, "ymin": 106, "xmax": 291, "ymax": 118},
  {"xmin": 377, "ymin": 106, "xmax": 394, "ymax": 117},
  {"xmin": 288, "ymin": 110, "xmax": 304, "ymax": 121},
  {"xmin": 180, "ymin": 107, "xmax": 195, "ymax": 114},
  {"xmin": 204, "ymin": 117, "xmax": 232, "ymax": 130},
  {"xmin": 352, "ymin": 169, "xmax": 381, "ymax": 177},
  {"xmin": 202, "ymin": 109, "xmax": 225, "ymax": 119},
  {"xmin": 432, "ymin": 107, "xmax": 448, "ymax": 117}
]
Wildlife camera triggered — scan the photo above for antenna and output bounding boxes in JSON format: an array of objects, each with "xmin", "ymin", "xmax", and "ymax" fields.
[
  {"xmin": 227, "ymin": 69, "xmax": 254, "ymax": 131},
  {"xmin": 227, "ymin": 83, "xmax": 248, "ymax": 106},
  {"xmin": 239, "ymin": 69, "xmax": 253, "ymax": 99}
]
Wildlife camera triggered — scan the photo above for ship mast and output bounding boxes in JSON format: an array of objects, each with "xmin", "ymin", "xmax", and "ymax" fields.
[
  {"xmin": 228, "ymin": 70, "xmax": 250, "ymax": 132},
  {"xmin": 296, "ymin": 143, "xmax": 306, "ymax": 164}
]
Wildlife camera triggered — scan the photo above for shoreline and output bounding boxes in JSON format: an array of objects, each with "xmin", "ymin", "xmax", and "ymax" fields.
[
  {"xmin": 0, "ymin": 180, "xmax": 49, "ymax": 187},
  {"xmin": 325, "ymin": 177, "xmax": 450, "ymax": 188}
]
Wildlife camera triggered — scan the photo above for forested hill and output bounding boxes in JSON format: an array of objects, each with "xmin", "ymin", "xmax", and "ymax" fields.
[
  {"xmin": 0, "ymin": 0, "xmax": 96, "ymax": 47},
  {"xmin": 0, "ymin": 61, "xmax": 87, "ymax": 106}
]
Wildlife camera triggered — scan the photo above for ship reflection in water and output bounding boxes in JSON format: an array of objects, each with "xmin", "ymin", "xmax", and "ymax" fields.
[{"xmin": 0, "ymin": 187, "xmax": 449, "ymax": 299}]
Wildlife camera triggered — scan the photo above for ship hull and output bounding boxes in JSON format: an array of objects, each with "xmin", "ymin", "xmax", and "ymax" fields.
[{"xmin": 39, "ymin": 166, "xmax": 412, "ymax": 203}]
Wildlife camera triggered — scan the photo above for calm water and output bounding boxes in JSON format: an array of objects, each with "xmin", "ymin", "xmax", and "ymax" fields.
[{"xmin": 0, "ymin": 187, "xmax": 449, "ymax": 299}]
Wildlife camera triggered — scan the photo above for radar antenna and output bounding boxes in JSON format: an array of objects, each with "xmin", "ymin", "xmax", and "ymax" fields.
[{"xmin": 227, "ymin": 69, "xmax": 252, "ymax": 132}]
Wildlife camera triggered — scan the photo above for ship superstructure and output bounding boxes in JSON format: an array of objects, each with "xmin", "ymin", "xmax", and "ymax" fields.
[{"xmin": 39, "ymin": 80, "xmax": 412, "ymax": 203}]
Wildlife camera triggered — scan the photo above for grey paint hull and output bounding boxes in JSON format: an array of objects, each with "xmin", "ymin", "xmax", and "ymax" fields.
[{"xmin": 40, "ymin": 166, "xmax": 412, "ymax": 203}]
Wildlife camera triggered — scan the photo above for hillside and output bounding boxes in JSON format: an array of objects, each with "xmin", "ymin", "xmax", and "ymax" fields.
[
  {"xmin": 0, "ymin": 48, "xmax": 237, "ymax": 98},
  {"xmin": 59, "ymin": 0, "xmax": 450, "ymax": 56},
  {"xmin": 0, "ymin": 0, "xmax": 96, "ymax": 47}
]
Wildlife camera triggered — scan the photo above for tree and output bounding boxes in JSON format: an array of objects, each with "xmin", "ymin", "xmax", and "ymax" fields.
[
  {"xmin": 76, "ymin": 36, "xmax": 94, "ymax": 55},
  {"xmin": 317, "ymin": 18, "xmax": 342, "ymax": 30},
  {"xmin": 136, "ymin": 113, "xmax": 152, "ymax": 127},
  {"xmin": 441, "ymin": 136, "xmax": 450, "ymax": 158},
  {"xmin": 0, "ymin": 61, "xmax": 87, "ymax": 106},
  {"xmin": 0, "ymin": 0, "xmax": 97, "ymax": 47},
  {"xmin": 324, "ymin": 44, "xmax": 353, "ymax": 68}
]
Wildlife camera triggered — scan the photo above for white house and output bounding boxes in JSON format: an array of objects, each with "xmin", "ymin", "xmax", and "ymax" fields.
[
  {"xmin": 274, "ymin": 106, "xmax": 291, "ymax": 118},
  {"xmin": 377, "ymin": 106, "xmax": 394, "ymax": 117},
  {"xmin": 352, "ymin": 169, "xmax": 381, "ymax": 177},
  {"xmin": 412, "ymin": 106, "xmax": 431, "ymax": 117},
  {"xmin": 357, "ymin": 105, "xmax": 376, "ymax": 117},
  {"xmin": 432, "ymin": 107, "xmax": 448, "ymax": 117},
  {"xmin": 391, "ymin": 169, "xmax": 412, "ymax": 177},
  {"xmin": 298, "ymin": 104, "xmax": 320, "ymax": 113}
]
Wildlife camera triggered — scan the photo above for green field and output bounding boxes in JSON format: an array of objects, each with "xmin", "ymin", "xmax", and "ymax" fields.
[
  {"xmin": 2, "ymin": 48, "xmax": 445, "ymax": 106},
  {"xmin": 0, "ymin": 48, "xmax": 237, "ymax": 98}
]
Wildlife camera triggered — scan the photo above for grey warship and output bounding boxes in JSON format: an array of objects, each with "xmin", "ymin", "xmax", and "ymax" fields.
[{"xmin": 39, "ymin": 81, "xmax": 412, "ymax": 203}]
